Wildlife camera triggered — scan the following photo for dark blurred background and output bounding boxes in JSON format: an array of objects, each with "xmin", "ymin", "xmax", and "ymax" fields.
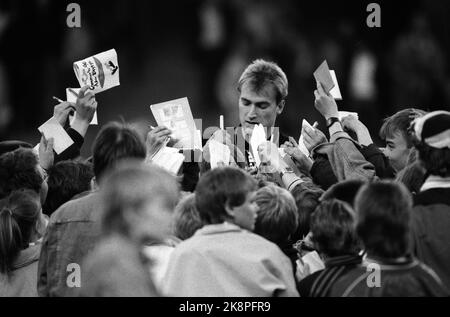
[{"xmin": 1, "ymin": 0, "xmax": 450, "ymax": 157}]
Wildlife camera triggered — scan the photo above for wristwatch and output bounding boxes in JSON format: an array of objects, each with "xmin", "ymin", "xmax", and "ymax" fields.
[{"xmin": 326, "ymin": 117, "xmax": 341, "ymax": 129}]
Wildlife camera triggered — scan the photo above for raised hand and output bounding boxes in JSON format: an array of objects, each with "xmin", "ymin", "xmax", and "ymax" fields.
[{"xmin": 314, "ymin": 81, "xmax": 339, "ymax": 120}]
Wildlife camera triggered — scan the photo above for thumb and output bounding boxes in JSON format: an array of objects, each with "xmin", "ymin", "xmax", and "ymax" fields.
[
  {"xmin": 46, "ymin": 138, "xmax": 54, "ymax": 151},
  {"xmin": 78, "ymin": 86, "xmax": 90, "ymax": 99},
  {"xmin": 40, "ymin": 135, "xmax": 46, "ymax": 149}
]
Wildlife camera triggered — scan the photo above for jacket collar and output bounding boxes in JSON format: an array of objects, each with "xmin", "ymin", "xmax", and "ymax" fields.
[
  {"xmin": 194, "ymin": 222, "xmax": 243, "ymax": 237},
  {"xmin": 414, "ymin": 187, "xmax": 450, "ymax": 207},
  {"xmin": 420, "ymin": 175, "xmax": 450, "ymax": 192},
  {"xmin": 12, "ymin": 243, "xmax": 41, "ymax": 270}
]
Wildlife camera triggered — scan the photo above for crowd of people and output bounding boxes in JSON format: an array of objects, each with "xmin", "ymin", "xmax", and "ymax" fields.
[{"xmin": 0, "ymin": 59, "xmax": 449, "ymax": 297}]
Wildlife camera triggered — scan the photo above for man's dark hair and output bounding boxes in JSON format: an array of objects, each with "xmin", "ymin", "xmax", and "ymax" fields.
[
  {"xmin": 379, "ymin": 108, "xmax": 426, "ymax": 147},
  {"xmin": 414, "ymin": 142, "xmax": 450, "ymax": 178},
  {"xmin": 92, "ymin": 122, "xmax": 146, "ymax": 181},
  {"xmin": 321, "ymin": 179, "xmax": 366, "ymax": 207},
  {"xmin": 311, "ymin": 199, "xmax": 360, "ymax": 257},
  {"xmin": 0, "ymin": 148, "xmax": 43, "ymax": 199},
  {"xmin": 290, "ymin": 182, "xmax": 324, "ymax": 242},
  {"xmin": 355, "ymin": 181, "xmax": 412, "ymax": 259},
  {"xmin": 195, "ymin": 167, "xmax": 257, "ymax": 225},
  {"xmin": 43, "ymin": 160, "xmax": 94, "ymax": 216}
]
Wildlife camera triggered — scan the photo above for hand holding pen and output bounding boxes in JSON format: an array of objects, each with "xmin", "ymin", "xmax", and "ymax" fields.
[{"xmin": 146, "ymin": 125, "xmax": 172, "ymax": 159}]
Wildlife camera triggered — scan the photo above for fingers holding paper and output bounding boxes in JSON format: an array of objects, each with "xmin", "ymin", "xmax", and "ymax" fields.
[
  {"xmin": 146, "ymin": 126, "xmax": 172, "ymax": 157},
  {"xmin": 314, "ymin": 82, "xmax": 339, "ymax": 120},
  {"xmin": 53, "ymin": 102, "xmax": 75, "ymax": 126},
  {"xmin": 39, "ymin": 135, "xmax": 55, "ymax": 170},
  {"xmin": 302, "ymin": 125, "xmax": 327, "ymax": 152},
  {"xmin": 75, "ymin": 86, "xmax": 97, "ymax": 123}
]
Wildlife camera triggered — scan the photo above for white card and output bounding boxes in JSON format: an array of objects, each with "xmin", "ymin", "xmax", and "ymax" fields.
[
  {"xmin": 329, "ymin": 70, "xmax": 342, "ymax": 100},
  {"xmin": 338, "ymin": 111, "xmax": 359, "ymax": 121},
  {"xmin": 209, "ymin": 140, "xmax": 231, "ymax": 169},
  {"xmin": 66, "ymin": 88, "xmax": 98, "ymax": 126},
  {"xmin": 38, "ymin": 117, "xmax": 74, "ymax": 154},
  {"xmin": 298, "ymin": 119, "xmax": 314, "ymax": 157},
  {"xmin": 250, "ymin": 124, "xmax": 267, "ymax": 167},
  {"xmin": 150, "ymin": 146, "xmax": 185, "ymax": 175},
  {"xmin": 33, "ymin": 144, "xmax": 40, "ymax": 156},
  {"xmin": 300, "ymin": 251, "xmax": 325, "ymax": 275},
  {"xmin": 150, "ymin": 97, "xmax": 198, "ymax": 150},
  {"xmin": 73, "ymin": 49, "xmax": 120, "ymax": 94}
]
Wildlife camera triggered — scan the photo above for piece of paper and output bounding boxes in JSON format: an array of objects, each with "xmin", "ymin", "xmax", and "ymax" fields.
[
  {"xmin": 209, "ymin": 140, "xmax": 231, "ymax": 169},
  {"xmin": 38, "ymin": 117, "xmax": 74, "ymax": 154},
  {"xmin": 250, "ymin": 124, "xmax": 267, "ymax": 167},
  {"xmin": 313, "ymin": 60, "xmax": 335, "ymax": 93},
  {"xmin": 73, "ymin": 49, "xmax": 120, "ymax": 94},
  {"xmin": 329, "ymin": 70, "xmax": 343, "ymax": 100},
  {"xmin": 298, "ymin": 119, "xmax": 314, "ymax": 158},
  {"xmin": 33, "ymin": 144, "xmax": 40, "ymax": 156},
  {"xmin": 338, "ymin": 111, "xmax": 359, "ymax": 121},
  {"xmin": 149, "ymin": 146, "xmax": 185, "ymax": 175},
  {"xmin": 299, "ymin": 251, "xmax": 326, "ymax": 275},
  {"xmin": 150, "ymin": 97, "xmax": 199, "ymax": 150},
  {"xmin": 66, "ymin": 88, "xmax": 98, "ymax": 126}
]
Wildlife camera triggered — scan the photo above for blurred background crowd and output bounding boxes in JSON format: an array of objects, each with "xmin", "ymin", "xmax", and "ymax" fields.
[{"xmin": 0, "ymin": 0, "xmax": 449, "ymax": 156}]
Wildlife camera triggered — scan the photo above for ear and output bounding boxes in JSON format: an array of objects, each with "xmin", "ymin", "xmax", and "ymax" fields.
[
  {"xmin": 276, "ymin": 100, "xmax": 285, "ymax": 115},
  {"xmin": 224, "ymin": 199, "xmax": 235, "ymax": 218}
]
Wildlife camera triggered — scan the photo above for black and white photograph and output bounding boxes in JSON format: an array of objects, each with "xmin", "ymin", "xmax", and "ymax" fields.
[{"xmin": 0, "ymin": 0, "xmax": 450, "ymax": 302}]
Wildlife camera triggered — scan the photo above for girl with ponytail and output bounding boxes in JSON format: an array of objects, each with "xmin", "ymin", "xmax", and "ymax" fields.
[{"xmin": 0, "ymin": 190, "xmax": 42, "ymax": 297}]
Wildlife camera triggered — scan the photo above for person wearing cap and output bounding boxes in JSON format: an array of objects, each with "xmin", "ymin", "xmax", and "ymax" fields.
[{"xmin": 410, "ymin": 110, "xmax": 450, "ymax": 291}]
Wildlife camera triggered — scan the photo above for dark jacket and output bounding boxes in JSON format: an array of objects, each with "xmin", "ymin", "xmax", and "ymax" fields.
[
  {"xmin": 330, "ymin": 256, "xmax": 449, "ymax": 297},
  {"xmin": 297, "ymin": 254, "xmax": 362, "ymax": 297},
  {"xmin": 37, "ymin": 191, "xmax": 102, "ymax": 297},
  {"xmin": 54, "ymin": 128, "xmax": 84, "ymax": 163},
  {"xmin": 411, "ymin": 187, "xmax": 450, "ymax": 291}
]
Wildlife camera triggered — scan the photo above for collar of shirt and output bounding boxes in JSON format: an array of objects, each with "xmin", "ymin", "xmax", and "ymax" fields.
[
  {"xmin": 194, "ymin": 222, "xmax": 244, "ymax": 237},
  {"xmin": 420, "ymin": 175, "xmax": 450, "ymax": 192}
]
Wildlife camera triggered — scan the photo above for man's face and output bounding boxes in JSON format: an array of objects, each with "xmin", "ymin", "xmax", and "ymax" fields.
[
  {"xmin": 239, "ymin": 82, "xmax": 285, "ymax": 136},
  {"xmin": 383, "ymin": 131, "xmax": 410, "ymax": 172},
  {"xmin": 230, "ymin": 191, "xmax": 259, "ymax": 232}
]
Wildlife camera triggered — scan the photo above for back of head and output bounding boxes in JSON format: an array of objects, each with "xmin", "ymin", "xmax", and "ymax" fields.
[
  {"xmin": 0, "ymin": 190, "xmax": 41, "ymax": 275},
  {"xmin": 411, "ymin": 110, "xmax": 450, "ymax": 177},
  {"xmin": 311, "ymin": 199, "xmax": 360, "ymax": 257},
  {"xmin": 43, "ymin": 160, "xmax": 94, "ymax": 216},
  {"xmin": 195, "ymin": 167, "xmax": 257, "ymax": 225},
  {"xmin": 290, "ymin": 183, "xmax": 324, "ymax": 241},
  {"xmin": 254, "ymin": 185, "xmax": 298, "ymax": 245},
  {"xmin": 173, "ymin": 193, "xmax": 204, "ymax": 240},
  {"xmin": 0, "ymin": 141, "xmax": 33, "ymax": 157},
  {"xmin": 379, "ymin": 108, "xmax": 426, "ymax": 147},
  {"xmin": 100, "ymin": 160, "xmax": 179, "ymax": 239},
  {"xmin": 92, "ymin": 122, "xmax": 146, "ymax": 182},
  {"xmin": 0, "ymin": 148, "xmax": 43, "ymax": 199},
  {"xmin": 238, "ymin": 59, "xmax": 288, "ymax": 104},
  {"xmin": 355, "ymin": 181, "xmax": 412, "ymax": 259},
  {"xmin": 321, "ymin": 179, "xmax": 366, "ymax": 207}
]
